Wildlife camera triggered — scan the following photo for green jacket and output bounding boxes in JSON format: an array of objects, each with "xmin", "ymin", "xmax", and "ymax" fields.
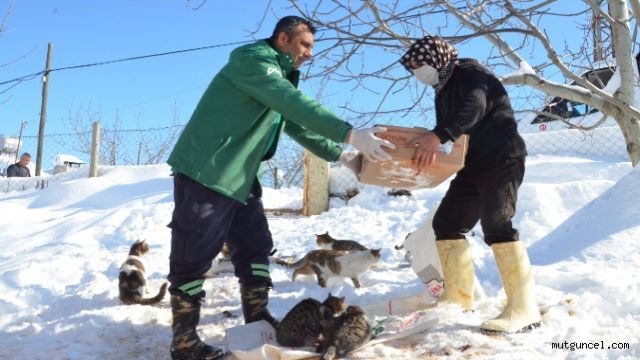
[{"xmin": 167, "ymin": 40, "xmax": 352, "ymax": 203}]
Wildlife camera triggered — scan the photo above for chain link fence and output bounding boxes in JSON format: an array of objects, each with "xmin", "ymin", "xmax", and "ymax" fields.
[
  {"xmin": 0, "ymin": 123, "xmax": 307, "ymax": 193},
  {"xmin": 518, "ymin": 122, "xmax": 628, "ymax": 159},
  {"xmin": 0, "ymin": 125, "xmax": 184, "ymax": 192},
  {"xmin": 260, "ymin": 134, "xmax": 304, "ymax": 189}
]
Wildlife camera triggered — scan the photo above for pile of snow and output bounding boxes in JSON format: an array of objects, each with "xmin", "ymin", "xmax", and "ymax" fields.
[{"xmin": 1, "ymin": 156, "xmax": 639, "ymax": 359}]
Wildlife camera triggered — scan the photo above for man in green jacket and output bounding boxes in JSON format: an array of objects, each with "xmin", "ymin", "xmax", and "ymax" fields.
[{"xmin": 166, "ymin": 16, "xmax": 393, "ymax": 360}]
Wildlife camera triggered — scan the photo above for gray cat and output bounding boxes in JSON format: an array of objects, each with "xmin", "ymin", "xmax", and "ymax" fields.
[
  {"xmin": 118, "ymin": 239, "xmax": 168, "ymax": 305},
  {"xmin": 276, "ymin": 293, "xmax": 347, "ymax": 348},
  {"xmin": 317, "ymin": 305, "xmax": 371, "ymax": 360}
]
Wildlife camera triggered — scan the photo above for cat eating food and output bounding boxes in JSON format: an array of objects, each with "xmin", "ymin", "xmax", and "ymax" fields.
[
  {"xmin": 317, "ymin": 305, "xmax": 371, "ymax": 360},
  {"xmin": 118, "ymin": 239, "xmax": 168, "ymax": 305},
  {"xmin": 276, "ymin": 293, "xmax": 347, "ymax": 348}
]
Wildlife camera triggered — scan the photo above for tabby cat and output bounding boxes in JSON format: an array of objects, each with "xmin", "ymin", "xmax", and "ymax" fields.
[
  {"xmin": 317, "ymin": 305, "xmax": 371, "ymax": 360},
  {"xmin": 276, "ymin": 293, "xmax": 347, "ymax": 348},
  {"xmin": 273, "ymin": 249, "xmax": 381, "ymax": 288},
  {"xmin": 118, "ymin": 239, "xmax": 168, "ymax": 305},
  {"xmin": 315, "ymin": 232, "xmax": 368, "ymax": 252}
]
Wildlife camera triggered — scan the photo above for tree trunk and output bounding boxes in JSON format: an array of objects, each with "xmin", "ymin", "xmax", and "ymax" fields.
[{"xmin": 609, "ymin": 0, "xmax": 640, "ymax": 166}]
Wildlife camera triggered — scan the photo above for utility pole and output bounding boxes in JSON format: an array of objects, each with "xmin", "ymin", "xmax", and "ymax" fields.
[
  {"xmin": 14, "ymin": 121, "xmax": 27, "ymax": 163},
  {"xmin": 36, "ymin": 43, "xmax": 53, "ymax": 176}
]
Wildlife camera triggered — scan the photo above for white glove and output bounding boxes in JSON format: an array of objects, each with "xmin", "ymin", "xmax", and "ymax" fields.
[
  {"xmin": 346, "ymin": 126, "xmax": 395, "ymax": 162},
  {"xmin": 339, "ymin": 151, "xmax": 363, "ymax": 175}
]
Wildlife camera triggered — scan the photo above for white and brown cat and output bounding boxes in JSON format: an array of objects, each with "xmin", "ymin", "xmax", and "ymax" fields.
[
  {"xmin": 273, "ymin": 249, "xmax": 381, "ymax": 288},
  {"xmin": 118, "ymin": 239, "xmax": 168, "ymax": 305}
]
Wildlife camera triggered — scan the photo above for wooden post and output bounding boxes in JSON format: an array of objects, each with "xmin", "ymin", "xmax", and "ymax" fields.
[
  {"xmin": 110, "ymin": 141, "xmax": 116, "ymax": 165},
  {"xmin": 89, "ymin": 122, "xmax": 100, "ymax": 177},
  {"xmin": 302, "ymin": 149, "xmax": 330, "ymax": 216},
  {"xmin": 35, "ymin": 43, "xmax": 53, "ymax": 176},
  {"xmin": 136, "ymin": 141, "xmax": 142, "ymax": 165}
]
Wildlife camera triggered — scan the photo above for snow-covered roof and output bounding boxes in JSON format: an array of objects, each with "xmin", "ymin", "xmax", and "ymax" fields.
[{"xmin": 54, "ymin": 154, "xmax": 85, "ymax": 166}]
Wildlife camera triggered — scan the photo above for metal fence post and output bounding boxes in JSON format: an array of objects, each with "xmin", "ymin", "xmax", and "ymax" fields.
[
  {"xmin": 89, "ymin": 122, "xmax": 100, "ymax": 177},
  {"xmin": 302, "ymin": 149, "xmax": 329, "ymax": 216}
]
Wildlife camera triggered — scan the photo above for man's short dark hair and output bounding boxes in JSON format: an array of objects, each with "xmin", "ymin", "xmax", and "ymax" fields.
[
  {"xmin": 270, "ymin": 16, "xmax": 316, "ymax": 40},
  {"xmin": 21, "ymin": 152, "xmax": 31, "ymax": 158}
]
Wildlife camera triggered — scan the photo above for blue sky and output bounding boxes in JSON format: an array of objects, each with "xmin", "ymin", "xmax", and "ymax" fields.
[
  {"xmin": 0, "ymin": 0, "xmax": 300, "ymax": 137},
  {"xmin": 1, "ymin": 1, "xmax": 596, "ymax": 140}
]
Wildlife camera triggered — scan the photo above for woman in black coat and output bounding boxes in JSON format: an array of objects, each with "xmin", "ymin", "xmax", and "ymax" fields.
[{"xmin": 399, "ymin": 35, "xmax": 540, "ymax": 334}]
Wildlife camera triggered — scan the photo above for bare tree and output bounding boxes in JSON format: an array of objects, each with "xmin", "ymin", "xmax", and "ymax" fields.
[
  {"xmin": 285, "ymin": 0, "xmax": 640, "ymax": 165},
  {"xmin": 0, "ymin": 0, "xmax": 16, "ymax": 104},
  {"xmin": 60, "ymin": 103, "xmax": 185, "ymax": 166},
  {"xmin": 0, "ymin": 0, "xmax": 14, "ymax": 35},
  {"xmin": 132, "ymin": 103, "xmax": 184, "ymax": 165},
  {"xmin": 61, "ymin": 103, "xmax": 101, "ymax": 156},
  {"xmin": 60, "ymin": 104, "xmax": 120, "ymax": 165}
]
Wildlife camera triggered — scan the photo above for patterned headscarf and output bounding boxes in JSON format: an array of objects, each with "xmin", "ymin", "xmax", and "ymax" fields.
[
  {"xmin": 399, "ymin": 35, "xmax": 458, "ymax": 72},
  {"xmin": 399, "ymin": 35, "xmax": 478, "ymax": 93}
]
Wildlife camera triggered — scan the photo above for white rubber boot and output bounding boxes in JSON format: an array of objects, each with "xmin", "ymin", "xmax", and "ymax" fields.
[
  {"xmin": 436, "ymin": 239, "xmax": 475, "ymax": 311},
  {"xmin": 481, "ymin": 241, "xmax": 541, "ymax": 334}
]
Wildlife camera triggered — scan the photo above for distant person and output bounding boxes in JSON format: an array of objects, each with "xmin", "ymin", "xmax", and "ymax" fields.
[
  {"xmin": 6, "ymin": 153, "xmax": 31, "ymax": 178},
  {"xmin": 399, "ymin": 35, "xmax": 540, "ymax": 334},
  {"xmin": 165, "ymin": 15, "xmax": 393, "ymax": 360}
]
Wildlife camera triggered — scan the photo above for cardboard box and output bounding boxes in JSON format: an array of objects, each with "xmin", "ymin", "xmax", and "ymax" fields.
[{"xmin": 358, "ymin": 125, "xmax": 468, "ymax": 189}]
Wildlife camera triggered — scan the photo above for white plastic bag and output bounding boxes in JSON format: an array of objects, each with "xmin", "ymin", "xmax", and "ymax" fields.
[
  {"xmin": 226, "ymin": 320, "xmax": 318, "ymax": 360},
  {"xmin": 403, "ymin": 201, "xmax": 485, "ymax": 301},
  {"xmin": 403, "ymin": 201, "xmax": 444, "ymax": 299}
]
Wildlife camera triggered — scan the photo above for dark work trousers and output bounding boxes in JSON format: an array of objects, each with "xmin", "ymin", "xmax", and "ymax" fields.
[
  {"xmin": 433, "ymin": 154, "xmax": 525, "ymax": 246},
  {"xmin": 167, "ymin": 173, "xmax": 274, "ymax": 299}
]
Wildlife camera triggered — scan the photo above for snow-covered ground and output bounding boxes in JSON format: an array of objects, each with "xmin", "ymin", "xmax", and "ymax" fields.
[{"xmin": 1, "ymin": 154, "xmax": 639, "ymax": 359}]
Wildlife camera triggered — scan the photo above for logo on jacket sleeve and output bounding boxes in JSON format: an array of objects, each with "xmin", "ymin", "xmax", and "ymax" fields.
[{"xmin": 266, "ymin": 67, "xmax": 282, "ymax": 76}]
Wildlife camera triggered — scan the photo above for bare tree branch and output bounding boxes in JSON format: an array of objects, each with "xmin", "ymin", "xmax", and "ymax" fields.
[
  {"xmin": 504, "ymin": 1, "xmax": 640, "ymax": 118},
  {"xmin": 246, "ymin": 0, "xmax": 273, "ymax": 38},
  {"xmin": 0, "ymin": 0, "xmax": 15, "ymax": 33},
  {"xmin": 442, "ymin": 1, "xmax": 526, "ymax": 66}
]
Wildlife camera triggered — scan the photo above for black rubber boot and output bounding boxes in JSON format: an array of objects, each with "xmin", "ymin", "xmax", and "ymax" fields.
[
  {"xmin": 170, "ymin": 294, "xmax": 225, "ymax": 360},
  {"xmin": 240, "ymin": 282, "xmax": 279, "ymax": 328}
]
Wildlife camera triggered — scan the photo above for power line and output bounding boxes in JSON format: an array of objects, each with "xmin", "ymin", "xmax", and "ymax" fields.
[
  {"xmin": 0, "ymin": 39, "xmax": 254, "ymax": 87},
  {"xmin": 0, "ymin": 72, "xmax": 42, "ymax": 92},
  {"xmin": 0, "ymin": 8, "xmax": 463, "ymax": 89}
]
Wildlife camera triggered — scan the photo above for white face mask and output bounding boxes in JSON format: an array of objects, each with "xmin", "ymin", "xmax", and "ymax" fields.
[{"xmin": 413, "ymin": 64, "xmax": 439, "ymax": 86}]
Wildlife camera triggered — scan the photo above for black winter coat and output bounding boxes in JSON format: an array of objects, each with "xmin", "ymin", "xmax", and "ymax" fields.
[
  {"xmin": 6, "ymin": 163, "xmax": 31, "ymax": 177},
  {"xmin": 432, "ymin": 62, "xmax": 526, "ymax": 171}
]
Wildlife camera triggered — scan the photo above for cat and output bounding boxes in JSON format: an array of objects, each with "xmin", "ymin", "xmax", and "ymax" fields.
[
  {"xmin": 315, "ymin": 232, "xmax": 368, "ymax": 252},
  {"xmin": 220, "ymin": 242, "xmax": 232, "ymax": 261},
  {"xmin": 118, "ymin": 239, "xmax": 168, "ymax": 305},
  {"xmin": 273, "ymin": 249, "xmax": 381, "ymax": 288},
  {"xmin": 276, "ymin": 293, "xmax": 347, "ymax": 348},
  {"xmin": 317, "ymin": 305, "xmax": 371, "ymax": 360}
]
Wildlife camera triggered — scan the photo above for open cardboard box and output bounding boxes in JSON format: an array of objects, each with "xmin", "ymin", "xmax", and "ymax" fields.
[{"xmin": 358, "ymin": 125, "xmax": 468, "ymax": 189}]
